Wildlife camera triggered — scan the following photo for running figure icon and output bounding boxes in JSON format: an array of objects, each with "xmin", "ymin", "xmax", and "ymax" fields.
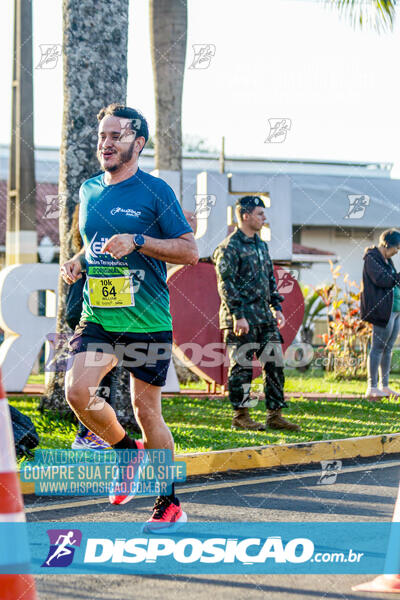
[{"xmin": 45, "ymin": 531, "xmax": 77, "ymax": 566}]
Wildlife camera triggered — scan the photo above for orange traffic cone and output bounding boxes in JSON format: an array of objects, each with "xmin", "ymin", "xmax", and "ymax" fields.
[
  {"xmin": 0, "ymin": 369, "xmax": 38, "ymax": 599},
  {"xmin": 352, "ymin": 481, "xmax": 400, "ymax": 593}
]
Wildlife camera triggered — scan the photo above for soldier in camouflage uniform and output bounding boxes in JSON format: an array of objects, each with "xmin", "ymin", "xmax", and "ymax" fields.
[{"xmin": 213, "ymin": 196, "xmax": 300, "ymax": 431}]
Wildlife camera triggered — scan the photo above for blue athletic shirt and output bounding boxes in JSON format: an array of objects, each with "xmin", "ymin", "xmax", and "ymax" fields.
[{"xmin": 78, "ymin": 168, "xmax": 192, "ymax": 333}]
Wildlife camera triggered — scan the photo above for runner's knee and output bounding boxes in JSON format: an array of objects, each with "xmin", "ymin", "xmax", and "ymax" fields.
[
  {"xmin": 65, "ymin": 381, "xmax": 90, "ymax": 411},
  {"xmin": 134, "ymin": 403, "xmax": 162, "ymax": 429}
]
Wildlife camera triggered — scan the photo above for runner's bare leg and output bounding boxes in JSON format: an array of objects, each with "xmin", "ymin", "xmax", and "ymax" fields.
[
  {"xmin": 131, "ymin": 375, "xmax": 174, "ymax": 455},
  {"xmin": 65, "ymin": 351, "xmax": 125, "ymax": 445}
]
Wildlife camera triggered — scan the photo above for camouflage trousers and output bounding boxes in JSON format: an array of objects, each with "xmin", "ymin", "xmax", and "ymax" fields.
[{"xmin": 223, "ymin": 324, "xmax": 288, "ymax": 411}]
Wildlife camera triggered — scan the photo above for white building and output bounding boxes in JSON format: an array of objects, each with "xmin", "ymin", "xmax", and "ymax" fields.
[{"xmin": 1, "ymin": 144, "xmax": 400, "ymax": 288}]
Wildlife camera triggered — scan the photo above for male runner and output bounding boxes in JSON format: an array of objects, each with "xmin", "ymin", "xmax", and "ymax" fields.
[{"xmin": 61, "ymin": 103, "xmax": 198, "ymax": 529}]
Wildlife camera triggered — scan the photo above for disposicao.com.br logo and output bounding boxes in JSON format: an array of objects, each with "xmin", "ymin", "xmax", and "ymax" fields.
[
  {"xmin": 2, "ymin": 522, "xmax": 393, "ymax": 574},
  {"xmin": 84, "ymin": 535, "xmax": 315, "ymax": 565}
]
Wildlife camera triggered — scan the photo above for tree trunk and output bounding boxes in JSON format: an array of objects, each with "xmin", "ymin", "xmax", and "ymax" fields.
[
  {"xmin": 150, "ymin": 0, "xmax": 187, "ymax": 173},
  {"xmin": 41, "ymin": 0, "xmax": 129, "ymax": 413}
]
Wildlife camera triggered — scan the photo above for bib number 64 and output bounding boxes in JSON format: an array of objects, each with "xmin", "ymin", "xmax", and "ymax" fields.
[{"xmin": 102, "ymin": 284, "xmax": 116, "ymax": 298}]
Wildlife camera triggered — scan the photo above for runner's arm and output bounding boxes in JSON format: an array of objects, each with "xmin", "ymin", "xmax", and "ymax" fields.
[
  {"xmin": 137, "ymin": 232, "xmax": 198, "ymax": 264},
  {"xmin": 102, "ymin": 233, "xmax": 199, "ymax": 265},
  {"xmin": 61, "ymin": 247, "xmax": 85, "ymax": 284}
]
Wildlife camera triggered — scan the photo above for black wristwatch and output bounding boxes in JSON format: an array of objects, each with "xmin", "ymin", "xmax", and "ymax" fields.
[{"xmin": 132, "ymin": 233, "xmax": 145, "ymax": 252}]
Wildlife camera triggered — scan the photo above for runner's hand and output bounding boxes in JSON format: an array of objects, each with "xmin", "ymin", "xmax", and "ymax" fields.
[
  {"xmin": 61, "ymin": 257, "xmax": 82, "ymax": 285},
  {"xmin": 233, "ymin": 317, "xmax": 249, "ymax": 336},
  {"xmin": 101, "ymin": 234, "xmax": 135, "ymax": 259}
]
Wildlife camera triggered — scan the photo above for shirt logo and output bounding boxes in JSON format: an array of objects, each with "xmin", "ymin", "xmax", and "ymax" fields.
[
  {"xmin": 86, "ymin": 232, "xmax": 110, "ymax": 260},
  {"xmin": 110, "ymin": 207, "xmax": 141, "ymax": 217}
]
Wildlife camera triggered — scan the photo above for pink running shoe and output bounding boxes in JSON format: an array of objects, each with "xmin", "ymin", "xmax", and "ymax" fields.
[
  {"xmin": 109, "ymin": 440, "xmax": 147, "ymax": 505},
  {"xmin": 142, "ymin": 496, "xmax": 187, "ymax": 533}
]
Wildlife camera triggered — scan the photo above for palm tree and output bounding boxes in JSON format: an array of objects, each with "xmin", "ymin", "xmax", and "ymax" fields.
[
  {"xmin": 41, "ymin": 0, "xmax": 129, "ymax": 412},
  {"xmin": 149, "ymin": 0, "xmax": 187, "ymax": 188},
  {"xmin": 330, "ymin": 0, "xmax": 395, "ymax": 31}
]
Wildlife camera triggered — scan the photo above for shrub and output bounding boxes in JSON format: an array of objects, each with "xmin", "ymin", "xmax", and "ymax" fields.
[{"xmin": 318, "ymin": 261, "xmax": 372, "ymax": 379}]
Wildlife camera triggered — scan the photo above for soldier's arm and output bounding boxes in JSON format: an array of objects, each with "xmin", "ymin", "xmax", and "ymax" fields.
[
  {"xmin": 214, "ymin": 246, "xmax": 245, "ymax": 319},
  {"xmin": 266, "ymin": 252, "xmax": 284, "ymax": 311}
]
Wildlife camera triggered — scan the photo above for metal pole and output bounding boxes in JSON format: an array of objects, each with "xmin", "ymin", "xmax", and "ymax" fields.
[{"xmin": 219, "ymin": 136, "xmax": 225, "ymax": 174}]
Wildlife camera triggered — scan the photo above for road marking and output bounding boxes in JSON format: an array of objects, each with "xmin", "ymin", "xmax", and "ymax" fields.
[{"xmin": 25, "ymin": 459, "xmax": 400, "ymax": 513}]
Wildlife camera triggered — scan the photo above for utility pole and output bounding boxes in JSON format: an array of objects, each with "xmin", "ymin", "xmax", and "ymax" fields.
[
  {"xmin": 219, "ymin": 136, "xmax": 225, "ymax": 174},
  {"xmin": 7, "ymin": 0, "xmax": 37, "ymax": 265}
]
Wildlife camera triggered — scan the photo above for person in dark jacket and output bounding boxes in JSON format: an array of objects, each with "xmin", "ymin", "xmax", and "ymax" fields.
[{"xmin": 360, "ymin": 229, "xmax": 400, "ymax": 400}]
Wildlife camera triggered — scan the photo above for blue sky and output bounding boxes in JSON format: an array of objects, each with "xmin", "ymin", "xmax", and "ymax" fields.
[{"xmin": 2, "ymin": 0, "xmax": 400, "ymax": 167}]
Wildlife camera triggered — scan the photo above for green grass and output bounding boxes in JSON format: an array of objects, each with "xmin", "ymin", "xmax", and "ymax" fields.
[
  {"xmin": 283, "ymin": 369, "xmax": 400, "ymax": 395},
  {"xmin": 390, "ymin": 348, "xmax": 400, "ymax": 374},
  {"xmin": 27, "ymin": 373, "xmax": 209, "ymax": 391},
  {"xmin": 180, "ymin": 380, "xmax": 208, "ymax": 391},
  {"xmin": 9, "ymin": 390, "xmax": 400, "ymax": 456},
  {"xmin": 27, "ymin": 374, "xmax": 46, "ymax": 385},
  {"xmin": 31, "ymin": 369, "xmax": 400, "ymax": 395},
  {"xmin": 9, "ymin": 397, "xmax": 76, "ymax": 456},
  {"xmin": 163, "ymin": 395, "xmax": 400, "ymax": 453}
]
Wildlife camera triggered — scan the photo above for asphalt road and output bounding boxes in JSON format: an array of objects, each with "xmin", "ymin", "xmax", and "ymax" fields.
[{"xmin": 24, "ymin": 457, "xmax": 400, "ymax": 600}]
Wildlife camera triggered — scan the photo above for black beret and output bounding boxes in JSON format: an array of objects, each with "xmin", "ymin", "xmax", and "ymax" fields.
[{"xmin": 236, "ymin": 196, "xmax": 266, "ymax": 210}]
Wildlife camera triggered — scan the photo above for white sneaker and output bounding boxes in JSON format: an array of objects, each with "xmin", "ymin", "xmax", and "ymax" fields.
[
  {"xmin": 379, "ymin": 386, "xmax": 400, "ymax": 398},
  {"xmin": 365, "ymin": 387, "xmax": 383, "ymax": 400}
]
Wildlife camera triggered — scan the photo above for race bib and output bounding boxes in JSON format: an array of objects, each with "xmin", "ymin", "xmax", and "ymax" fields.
[{"xmin": 88, "ymin": 275, "xmax": 134, "ymax": 308}]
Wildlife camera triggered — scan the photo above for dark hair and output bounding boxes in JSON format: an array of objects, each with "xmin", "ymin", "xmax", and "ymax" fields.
[
  {"xmin": 235, "ymin": 195, "xmax": 266, "ymax": 219},
  {"xmin": 97, "ymin": 103, "xmax": 149, "ymax": 154},
  {"xmin": 379, "ymin": 229, "xmax": 400, "ymax": 249}
]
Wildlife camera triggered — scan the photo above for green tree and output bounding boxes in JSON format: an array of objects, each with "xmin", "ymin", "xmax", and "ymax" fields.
[{"xmin": 330, "ymin": 0, "xmax": 395, "ymax": 31}]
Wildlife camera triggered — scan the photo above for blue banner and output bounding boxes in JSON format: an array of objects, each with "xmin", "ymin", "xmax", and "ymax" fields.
[{"xmin": 1, "ymin": 522, "xmax": 399, "ymax": 574}]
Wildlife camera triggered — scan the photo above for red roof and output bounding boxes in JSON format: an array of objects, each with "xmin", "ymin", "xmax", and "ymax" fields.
[
  {"xmin": 293, "ymin": 242, "xmax": 335, "ymax": 256},
  {"xmin": 0, "ymin": 180, "xmax": 59, "ymax": 245}
]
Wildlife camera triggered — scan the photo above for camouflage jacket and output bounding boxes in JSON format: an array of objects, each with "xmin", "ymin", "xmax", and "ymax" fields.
[{"xmin": 212, "ymin": 228, "xmax": 284, "ymax": 329}]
